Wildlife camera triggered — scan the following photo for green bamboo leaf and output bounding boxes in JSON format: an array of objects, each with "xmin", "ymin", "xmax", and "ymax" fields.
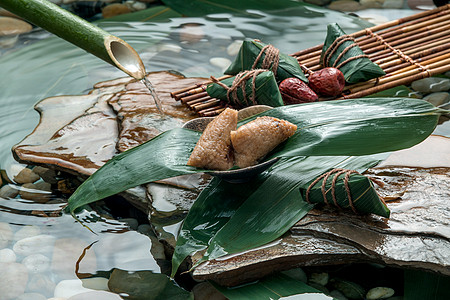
[
  {"xmin": 172, "ymin": 155, "xmax": 385, "ymax": 275},
  {"xmin": 212, "ymin": 273, "xmax": 330, "ymax": 299},
  {"xmin": 67, "ymin": 98, "xmax": 440, "ymax": 215}
]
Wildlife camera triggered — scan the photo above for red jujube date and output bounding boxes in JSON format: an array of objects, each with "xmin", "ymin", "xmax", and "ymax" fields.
[
  {"xmin": 308, "ymin": 67, "xmax": 345, "ymax": 97},
  {"xmin": 279, "ymin": 77, "xmax": 318, "ymax": 104}
]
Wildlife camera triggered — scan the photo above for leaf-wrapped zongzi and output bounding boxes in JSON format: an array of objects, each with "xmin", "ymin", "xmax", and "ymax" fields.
[
  {"xmin": 206, "ymin": 69, "xmax": 284, "ymax": 108},
  {"xmin": 300, "ymin": 168, "xmax": 390, "ymax": 218},
  {"xmin": 321, "ymin": 23, "xmax": 385, "ymax": 84},
  {"xmin": 225, "ymin": 39, "xmax": 308, "ymax": 83}
]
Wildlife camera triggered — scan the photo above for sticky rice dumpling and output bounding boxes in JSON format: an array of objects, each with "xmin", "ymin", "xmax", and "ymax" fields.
[
  {"xmin": 187, "ymin": 108, "xmax": 238, "ymax": 171},
  {"xmin": 231, "ymin": 116, "xmax": 297, "ymax": 168}
]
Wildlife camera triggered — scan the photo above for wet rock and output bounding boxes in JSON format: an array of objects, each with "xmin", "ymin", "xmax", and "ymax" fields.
[
  {"xmin": 331, "ymin": 278, "xmax": 365, "ymax": 299},
  {"xmin": 102, "ymin": 3, "xmax": 132, "ymax": 19},
  {"xmin": 54, "ymin": 280, "xmax": 94, "ymax": 299},
  {"xmin": 0, "ymin": 184, "xmax": 19, "ymax": 198},
  {"xmin": 13, "ymin": 225, "xmax": 41, "ymax": 241},
  {"xmin": 16, "ymin": 293, "xmax": 47, "ymax": 300},
  {"xmin": 309, "ymin": 272, "xmax": 329, "ymax": 286},
  {"xmin": 192, "ymin": 282, "xmax": 227, "ymax": 300},
  {"xmin": 411, "ymin": 77, "xmax": 450, "ymax": 93},
  {"xmin": 0, "ymin": 262, "xmax": 29, "ymax": 299},
  {"xmin": 22, "ymin": 253, "xmax": 51, "ymax": 274},
  {"xmin": 119, "ymin": 217, "xmax": 138, "ymax": 230},
  {"xmin": 19, "ymin": 183, "xmax": 51, "ymax": 202},
  {"xmin": 227, "ymin": 40, "xmax": 243, "ymax": 56},
  {"xmin": 68, "ymin": 290, "xmax": 123, "ymax": 300},
  {"xmin": 0, "ymin": 222, "xmax": 13, "ymax": 248},
  {"xmin": 137, "ymin": 224, "xmax": 155, "ymax": 237},
  {"xmin": 0, "ymin": 16, "xmax": 32, "ymax": 36},
  {"xmin": 193, "ymin": 167, "xmax": 450, "ymax": 286},
  {"xmin": 13, "ymin": 235, "xmax": 55, "ymax": 257},
  {"xmin": 210, "ymin": 57, "xmax": 232, "ymax": 73},
  {"xmin": 366, "ymin": 287, "xmax": 395, "ymax": 299},
  {"xmin": 0, "ymin": 248, "xmax": 16, "ymax": 262},
  {"xmin": 149, "ymin": 236, "xmax": 166, "ymax": 260},
  {"xmin": 14, "ymin": 167, "xmax": 40, "ymax": 184},
  {"xmin": 80, "ymin": 277, "xmax": 109, "ymax": 291},
  {"xmin": 27, "ymin": 274, "xmax": 56, "ymax": 297},
  {"xmin": 32, "ymin": 166, "xmax": 58, "ymax": 184},
  {"xmin": 423, "ymin": 92, "xmax": 450, "ymax": 107},
  {"xmin": 329, "ymin": 290, "xmax": 349, "ymax": 300},
  {"xmin": 51, "ymin": 238, "xmax": 97, "ymax": 279},
  {"xmin": 328, "ymin": 0, "xmax": 363, "ymax": 12},
  {"xmin": 108, "ymin": 269, "xmax": 169, "ymax": 299}
]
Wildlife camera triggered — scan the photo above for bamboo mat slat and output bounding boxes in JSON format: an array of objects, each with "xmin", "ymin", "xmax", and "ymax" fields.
[{"xmin": 171, "ymin": 4, "xmax": 450, "ymax": 116}]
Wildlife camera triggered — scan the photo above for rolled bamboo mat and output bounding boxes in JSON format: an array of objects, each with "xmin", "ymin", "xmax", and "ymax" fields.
[{"xmin": 172, "ymin": 4, "xmax": 450, "ymax": 115}]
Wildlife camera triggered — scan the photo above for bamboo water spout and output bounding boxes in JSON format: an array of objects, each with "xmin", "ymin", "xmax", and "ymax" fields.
[{"xmin": 0, "ymin": 0, "xmax": 146, "ymax": 79}]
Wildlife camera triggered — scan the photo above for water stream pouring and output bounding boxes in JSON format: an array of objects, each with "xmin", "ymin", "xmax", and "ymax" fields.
[{"xmin": 0, "ymin": 0, "xmax": 164, "ymax": 114}]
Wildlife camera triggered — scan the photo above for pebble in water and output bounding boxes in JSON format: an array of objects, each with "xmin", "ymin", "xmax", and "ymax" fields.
[
  {"xmin": 227, "ymin": 40, "xmax": 243, "ymax": 56},
  {"xmin": 13, "ymin": 235, "xmax": 56, "ymax": 257},
  {"xmin": 14, "ymin": 167, "xmax": 40, "ymax": 184},
  {"xmin": 0, "ymin": 262, "xmax": 29, "ymax": 300},
  {"xmin": 0, "ymin": 184, "xmax": 19, "ymax": 198},
  {"xmin": 209, "ymin": 57, "xmax": 232, "ymax": 73},
  {"xmin": 68, "ymin": 290, "xmax": 123, "ymax": 300},
  {"xmin": 366, "ymin": 287, "xmax": 395, "ymax": 299},
  {"xmin": 0, "ymin": 222, "xmax": 13, "ymax": 248},
  {"xmin": 411, "ymin": 77, "xmax": 450, "ymax": 93},
  {"xmin": 22, "ymin": 253, "xmax": 51, "ymax": 274},
  {"xmin": 13, "ymin": 225, "xmax": 41, "ymax": 242},
  {"xmin": 54, "ymin": 279, "xmax": 94, "ymax": 299},
  {"xmin": 80, "ymin": 277, "xmax": 110, "ymax": 291},
  {"xmin": 423, "ymin": 92, "xmax": 450, "ymax": 107},
  {"xmin": 32, "ymin": 166, "xmax": 58, "ymax": 184},
  {"xmin": 0, "ymin": 248, "xmax": 16, "ymax": 263},
  {"xmin": 27, "ymin": 274, "xmax": 56, "ymax": 297},
  {"xmin": 309, "ymin": 272, "xmax": 329, "ymax": 286},
  {"xmin": 16, "ymin": 292, "xmax": 47, "ymax": 300}
]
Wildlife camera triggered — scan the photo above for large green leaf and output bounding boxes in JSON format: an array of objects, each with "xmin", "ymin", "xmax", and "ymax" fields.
[
  {"xmin": 171, "ymin": 154, "xmax": 385, "ymax": 276},
  {"xmin": 212, "ymin": 273, "xmax": 332, "ymax": 299},
  {"xmin": 67, "ymin": 98, "xmax": 440, "ymax": 214}
]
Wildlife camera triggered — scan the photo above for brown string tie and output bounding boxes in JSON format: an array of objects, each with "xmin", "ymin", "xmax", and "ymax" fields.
[
  {"xmin": 210, "ymin": 69, "xmax": 266, "ymax": 107},
  {"xmin": 305, "ymin": 168, "xmax": 360, "ymax": 214},
  {"xmin": 322, "ymin": 35, "xmax": 368, "ymax": 69},
  {"xmin": 365, "ymin": 28, "xmax": 431, "ymax": 76},
  {"xmin": 251, "ymin": 42, "xmax": 280, "ymax": 76}
]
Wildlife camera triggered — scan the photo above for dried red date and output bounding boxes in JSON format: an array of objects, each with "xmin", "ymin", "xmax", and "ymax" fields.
[
  {"xmin": 308, "ymin": 67, "xmax": 345, "ymax": 97},
  {"xmin": 279, "ymin": 77, "xmax": 318, "ymax": 104}
]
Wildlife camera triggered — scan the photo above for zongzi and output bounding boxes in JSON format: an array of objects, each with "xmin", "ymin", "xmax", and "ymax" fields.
[
  {"xmin": 206, "ymin": 70, "xmax": 284, "ymax": 108},
  {"xmin": 321, "ymin": 23, "xmax": 385, "ymax": 84},
  {"xmin": 187, "ymin": 108, "xmax": 238, "ymax": 171},
  {"xmin": 225, "ymin": 39, "xmax": 308, "ymax": 83},
  {"xmin": 231, "ymin": 116, "xmax": 297, "ymax": 168}
]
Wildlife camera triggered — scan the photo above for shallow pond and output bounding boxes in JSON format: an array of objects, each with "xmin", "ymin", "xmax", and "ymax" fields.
[{"xmin": 0, "ymin": 3, "xmax": 448, "ymax": 299}]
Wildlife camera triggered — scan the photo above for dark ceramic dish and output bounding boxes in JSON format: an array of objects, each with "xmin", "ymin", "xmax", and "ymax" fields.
[{"xmin": 182, "ymin": 105, "xmax": 280, "ymax": 183}]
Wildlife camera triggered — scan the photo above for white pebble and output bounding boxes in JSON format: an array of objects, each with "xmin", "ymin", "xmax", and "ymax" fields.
[
  {"xmin": 0, "ymin": 222, "xmax": 13, "ymax": 248},
  {"xmin": 13, "ymin": 235, "xmax": 55, "ymax": 257},
  {"xmin": 209, "ymin": 57, "xmax": 232, "ymax": 73},
  {"xmin": 54, "ymin": 280, "xmax": 94, "ymax": 299},
  {"xmin": 366, "ymin": 287, "xmax": 395, "ymax": 299},
  {"xmin": 156, "ymin": 43, "xmax": 182, "ymax": 53},
  {"xmin": 0, "ymin": 248, "xmax": 16, "ymax": 263},
  {"xmin": 14, "ymin": 225, "xmax": 41, "ymax": 242},
  {"xmin": 22, "ymin": 254, "xmax": 50, "ymax": 274},
  {"xmin": 68, "ymin": 290, "xmax": 123, "ymax": 300},
  {"xmin": 227, "ymin": 40, "xmax": 243, "ymax": 56},
  {"xmin": 0, "ymin": 262, "xmax": 29, "ymax": 299},
  {"xmin": 80, "ymin": 277, "xmax": 109, "ymax": 291}
]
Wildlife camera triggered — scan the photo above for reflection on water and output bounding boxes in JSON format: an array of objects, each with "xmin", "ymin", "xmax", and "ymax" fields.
[{"xmin": 0, "ymin": 4, "xmax": 449, "ymax": 298}]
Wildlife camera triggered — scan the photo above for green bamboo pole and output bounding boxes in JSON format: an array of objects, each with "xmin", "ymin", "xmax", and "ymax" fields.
[{"xmin": 0, "ymin": 0, "xmax": 146, "ymax": 79}]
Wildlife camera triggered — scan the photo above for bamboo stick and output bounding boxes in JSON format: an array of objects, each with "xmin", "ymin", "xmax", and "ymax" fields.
[
  {"xmin": 193, "ymin": 99, "xmax": 222, "ymax": 111},
  {"xmin": 0, "ymin": 0, "xmax": 146, "ymax": 79},
  {"xmin": 383, "ymin": 49, "xmax": 450, "ymax": 74},
  {"xmin": 201, "ymin": 107, "xmax": 226, "ymax": 117},
  {"xmin": 186, "ymin": 95, "xmax": 213, "ymax": 106},
  {"xmin": 175, "ymin": 86, "xmax": 205, "ymax": 100},
  {"xmin": 180, "ymin": 91, "xmax": 208, "ymax": 103},
  {"xmin": 172, "ymin": 75, "xmax": 232, "ymax": 100},
  {"xmin": 376, "ymin": 43, "xmax": 450, "ymax": 67}
]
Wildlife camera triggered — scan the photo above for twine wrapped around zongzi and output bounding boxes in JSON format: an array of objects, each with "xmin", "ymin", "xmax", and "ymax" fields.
[
  {"xmin": 225, "ymin": 39, "xmax": 308, "ymax": 83},
  {"xmin": 321, "ymin": 23, "xmax": 385, "ymax": 84},
  {"xmin": 302, "ymin": 168, "xmax": 390, "ymax": 218},
  {"xmin": 207, "ymin": 69, "xmax": 284, "ymax": 108}
]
